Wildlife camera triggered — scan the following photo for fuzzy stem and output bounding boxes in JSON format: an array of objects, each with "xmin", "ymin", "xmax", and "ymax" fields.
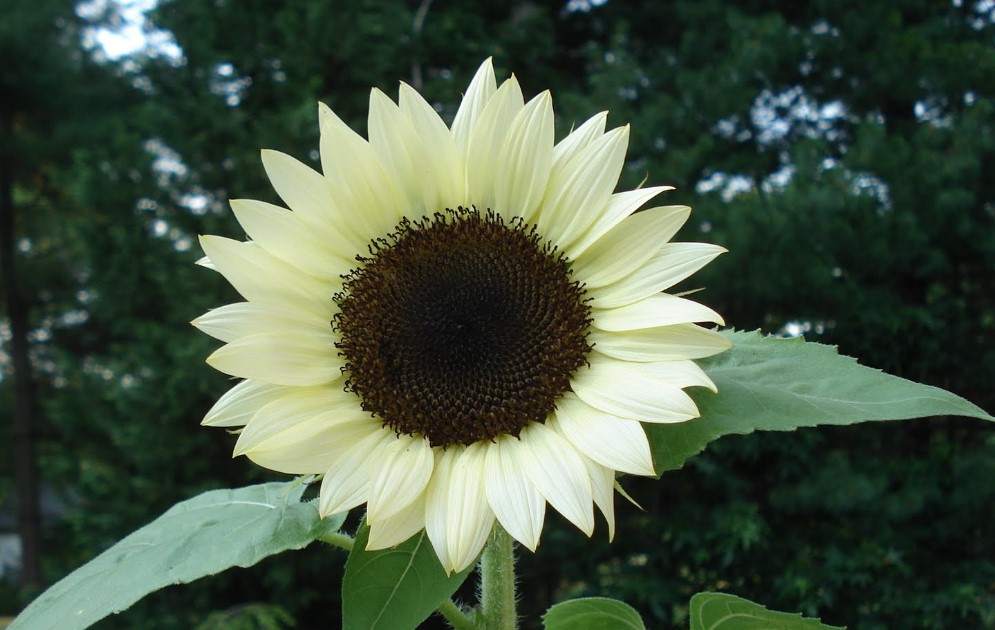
[
  {"xmin": 478, "ymin": 524, "xmax": 517, "ymax": 629},
  {"xmin": 438, "ymin": 599, "xmax": 476, "ymax": 630},
  {"xmin": 318, "ymin": 531, "xmax": 354, "ymax": 551}
]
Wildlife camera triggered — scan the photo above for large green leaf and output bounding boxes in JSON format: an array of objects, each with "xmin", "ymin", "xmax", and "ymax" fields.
[
  {"xmin": 543, "ymin": 597, "xmax": 646, "ymax": 630},
  {"xmin": 690, "ymin": 592, "xmax": 844, "ymax": 629},
  {"xmin": 11, "ymin": 482, "xmax": 345, "ymax": 630},
  {"xmin": 342, "ymin": 523, "xmax": 474, "ymax": 630},
  {"xmin": 648, "ymin": 330, "xmax": 994, "ymax": 474}
]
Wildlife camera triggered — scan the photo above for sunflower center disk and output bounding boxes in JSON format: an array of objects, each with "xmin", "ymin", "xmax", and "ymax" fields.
[{"xmin": 333, "ymin": 208, "xmax": 592, "ymax": 447}]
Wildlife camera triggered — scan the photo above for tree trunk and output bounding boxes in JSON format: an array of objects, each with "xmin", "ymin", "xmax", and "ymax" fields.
[{"xmin": 0, "ymin": 108, "xmax": 42, "ymax": 589}]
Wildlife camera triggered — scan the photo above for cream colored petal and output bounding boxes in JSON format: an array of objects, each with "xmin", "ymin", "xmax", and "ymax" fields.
[
  {"xmin": 367, "ymin": 493, "xmax": 426, "ymax": 550},
  {"xmin": 589, "ymin": 324, "xmax": 732, "ymax": 362},
  {"xmin": 565, "ymin": 186, "xmax": 673, "ymax": 259},
  {"xmin": 192, "ymin": 301, "xmax": 331, "ymax": 344},
  {"xmin": 230, "ymin": 198, "xmax": 352, "ymax": 279},
  {"xmin": 582, "ymin": 454, "xmax": 617, "ymax": 541},
  {"xmin": 538, "ymin": 126, "xmax": 629, "ymax": 248},
  {"xmin": 466, "ymin": 76, "xmax": 525, "ymax": 212},
  {"xmin": 592, "ymin": 293, "xmax": 725, "ymax": 331},
  {"xmin": 202, "ymin": 379, "xmax": 287, "ymax": 428},
  {"xmin": 492, "ymin": 91, "xmax": 554, "ymax": 222},
  {"xmin": 484, "ymin": 435, "xmax": 546, "ymax": 552},
  {"xmin": 570, "ymin": 354, "xmax": 700, "ymax": 423},
  {"xmin": 244, "ymin": 415, "xmax": 376, "ymax": 474},
  {"xmin": 319, "ymin": 428, "xmax": 396, "ymax": 517},
  {"xmin": 367, "ymin": 434, "xmax": 435, "ymax": 522},
  {"xmin": 233, "ymin": 385, "xmax": 359, "ymax": 455},
  {"xmin": 452, "ymin": 58, "xmax": 497, "ymax": 157},
  {"xmin": 640, "ymin": 359, "xmax": 718, "ymax": 393},
  {"xmin": 571, "ymin": 205, "xmax": 692, "ymax": 288},
  {"xmin": 206, "ymin": 330, "xmax": 343, "ymax": 386},
  {"xmin": 198, "ymin": 236, "xmax": 333, "ymax": 315},
  {"xmin": 552, "ymin": 111, "xmax": 608, "ymax": 169},
  {"xmin": 399, "ymin": 82, "xmax": 465, "ymax": 208},
  {"xmin": 368, "ymin": 88, "xmax": 439, "ymax": 216},
  {"xmin": 589, "ymin": 243, "xmax": 727, "ymax": 308},
  {"xmin": 195, "ymin": 255, "xmax": 215, "ymax": 270},
  {"xmin": 318, "ymin": 102, "xmax": 406, "ymax": 241},
  {"xmin": 552, "ymin": 395, "xmax": 656, "ymax": 477},
  {"xmin": 425, "ymin": 447, "xmax": 459, "ymax": 572},
  {"xmin": 425, "ymin": 444, "xmax": 495, "ymax": 574},
  {"xmin": 521, "ymin": 423, "xmax": 595, "ymax": 536},
  {"xmin": 259, "ymin": 149, "xmax": 335, "ymax": 229}
]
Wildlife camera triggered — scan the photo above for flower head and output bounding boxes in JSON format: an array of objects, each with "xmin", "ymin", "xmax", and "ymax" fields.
[{"xmin": 194, "ymin": 59, "xmax": 729, "ymax": 573}]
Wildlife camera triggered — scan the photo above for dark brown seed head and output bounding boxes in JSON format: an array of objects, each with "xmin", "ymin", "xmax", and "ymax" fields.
[{"xmin": 333, "ymin": 207, "xmax": 592, "ymax": 447}]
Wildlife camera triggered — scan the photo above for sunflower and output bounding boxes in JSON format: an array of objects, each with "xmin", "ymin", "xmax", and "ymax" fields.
[{"xmin": 194, "ymin": 59, "xmax": 729, "ymax": 574}]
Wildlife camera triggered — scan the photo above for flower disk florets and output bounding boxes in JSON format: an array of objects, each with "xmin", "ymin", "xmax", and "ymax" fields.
[{"xmin": 333, "ymin": 207, "xmax": 593, "ymax": 447}]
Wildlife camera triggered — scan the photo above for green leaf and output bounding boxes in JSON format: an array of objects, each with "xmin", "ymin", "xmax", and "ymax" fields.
[
  {"xmin": 543, "ymin": 597, "xmax": 646, "ymax": 630},
  {"xmin": 690, "ymin": 592, "xmax": 845, "ymax": 629},
  {"xmin": 342, "ymin": 523, "xmax": 474, "ymax": 630},
  {"xmin": 648, "ymin": 330, "xmax": 994, "ymax": 473},
  {"xmin": 12, "ymin": 482, "xmax": 345, "ymax": 630}
]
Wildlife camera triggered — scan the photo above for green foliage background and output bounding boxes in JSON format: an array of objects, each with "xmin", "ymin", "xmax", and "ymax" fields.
[{"xmin": 1, "ymin": 0, "xmax": 992, "ymax": 628}]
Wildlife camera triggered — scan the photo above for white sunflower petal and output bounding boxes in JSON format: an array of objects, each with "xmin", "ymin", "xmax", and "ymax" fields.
[
  {"xmin": 521, "ymin": 423, "xmax": 594, "ymax": 536},
  {"xmin": 538, "ymin": 126, "xmax": 629, "ymax": 248},
  {"xmin": 230, "ymin": 199, "xmax": 352, "ymax": 279},
  {"xmin": 368, "ymin": 88, "xmax": 439, "ymax": 216},
  {"xmin": 319, "ymin": 429, "xmax": 396, "ymax": 517},
  {"xmin": 572, "ymin": 206, "xmax": 691, "ymax": 289},
  {"xmin": 233, "ymin": 386, "xmax": 359, "ymax": 455},
  {"xmin": 592, "ymin": 293, "xmax": 725, "ymax": 331},
  {"xmin": 484, "ymin": 435, "xmax": 546, "ymax": 552},
  {"xmin": 589, "ymin": 243, "xmax": 727, "ymax": 308},
  {"xmin": 192, "ymin": 301, "xmax": 330, "ymax": 344},
  {"xmin": 244, "ymin": 415, "xmax": 375, "ymax": 474},
  {"xmin": 318, "ymin": 429, "xmax": 395, "ymax": 516},
  {"xmin": 493, "ymin": 90, "xmax": 554, "ymax": 222},
  {"xmin": 466, "ymin": 75, "xmax": 525, "ymax": 212},
  {"xmin": 207, "ymin": 330, "xmax": 342, "ymax": 386},
  {"xmin": 198, "ymin": 236, "xmax": 333, "ymax": 315},
  {"xmin": 590, "ymin": 324, "xmax": 732, "ymax": 362},
  {"xmin": 367, "ymin": 493, "xmax": 426, "ymax": 550},
  {"xmin": 202, "ymin": 380, "xmax": 286, "ymax": 428},
  {"xmin": 259, "ymin": 149, "xmax": 334, "ymax": 228},
  {"xmin": 318, "ymin": 102, "xmax": 406, "ymax": 241},
  {"xmin": 552, "ymin": 111, "xmax": 608, "ymax": 169},
  {"xmin": 552, "ymin": 395, "xmax": 656, "ymax": 477},
  {"xmin": 571, "ymin": 353, "xmax": 701, "ymax": 423},
  {"xmin": 582, "ymin": 454, "xmax": 617, "ymax": 541},
  {"xmin": 399, "ymin": 82, "xmax": 465, "ymax": 208},
  {"xmin": 565, "ymin": 185, "xmax": 674, "ymax": 259},
  {"xmin": 426, "ymin": 444, "xmax": 495, "ymax": 574},
  {"xmin": 571, "ymin": 205, "xmax": 693, "ymax": 287},
  {"xmin": 640, "ymin": 359, "xmax": 718, "ymax": 392},
  {"xmin": 367, "ymin": 434, "xmax": 435, "ymax": 522},
  {"xmin": 425, "ymin": 447, "xmax": 458, "ymax": 572},
  {"xmin": 451, "ymin": 58, "xmax": 498, "ymax": 158}
]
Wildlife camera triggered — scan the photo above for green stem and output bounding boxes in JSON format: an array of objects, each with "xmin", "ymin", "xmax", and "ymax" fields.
[
  {"xmin": 438, "ymin": 598, "xmax": 476, "ymax": 630},
  {"xmin": 318, "ymin": 531, "xmax": 354, "ymax": 551},
  {"xmin": 479, "ymin": 524, "xmax": 517, "ymax": 630}
]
